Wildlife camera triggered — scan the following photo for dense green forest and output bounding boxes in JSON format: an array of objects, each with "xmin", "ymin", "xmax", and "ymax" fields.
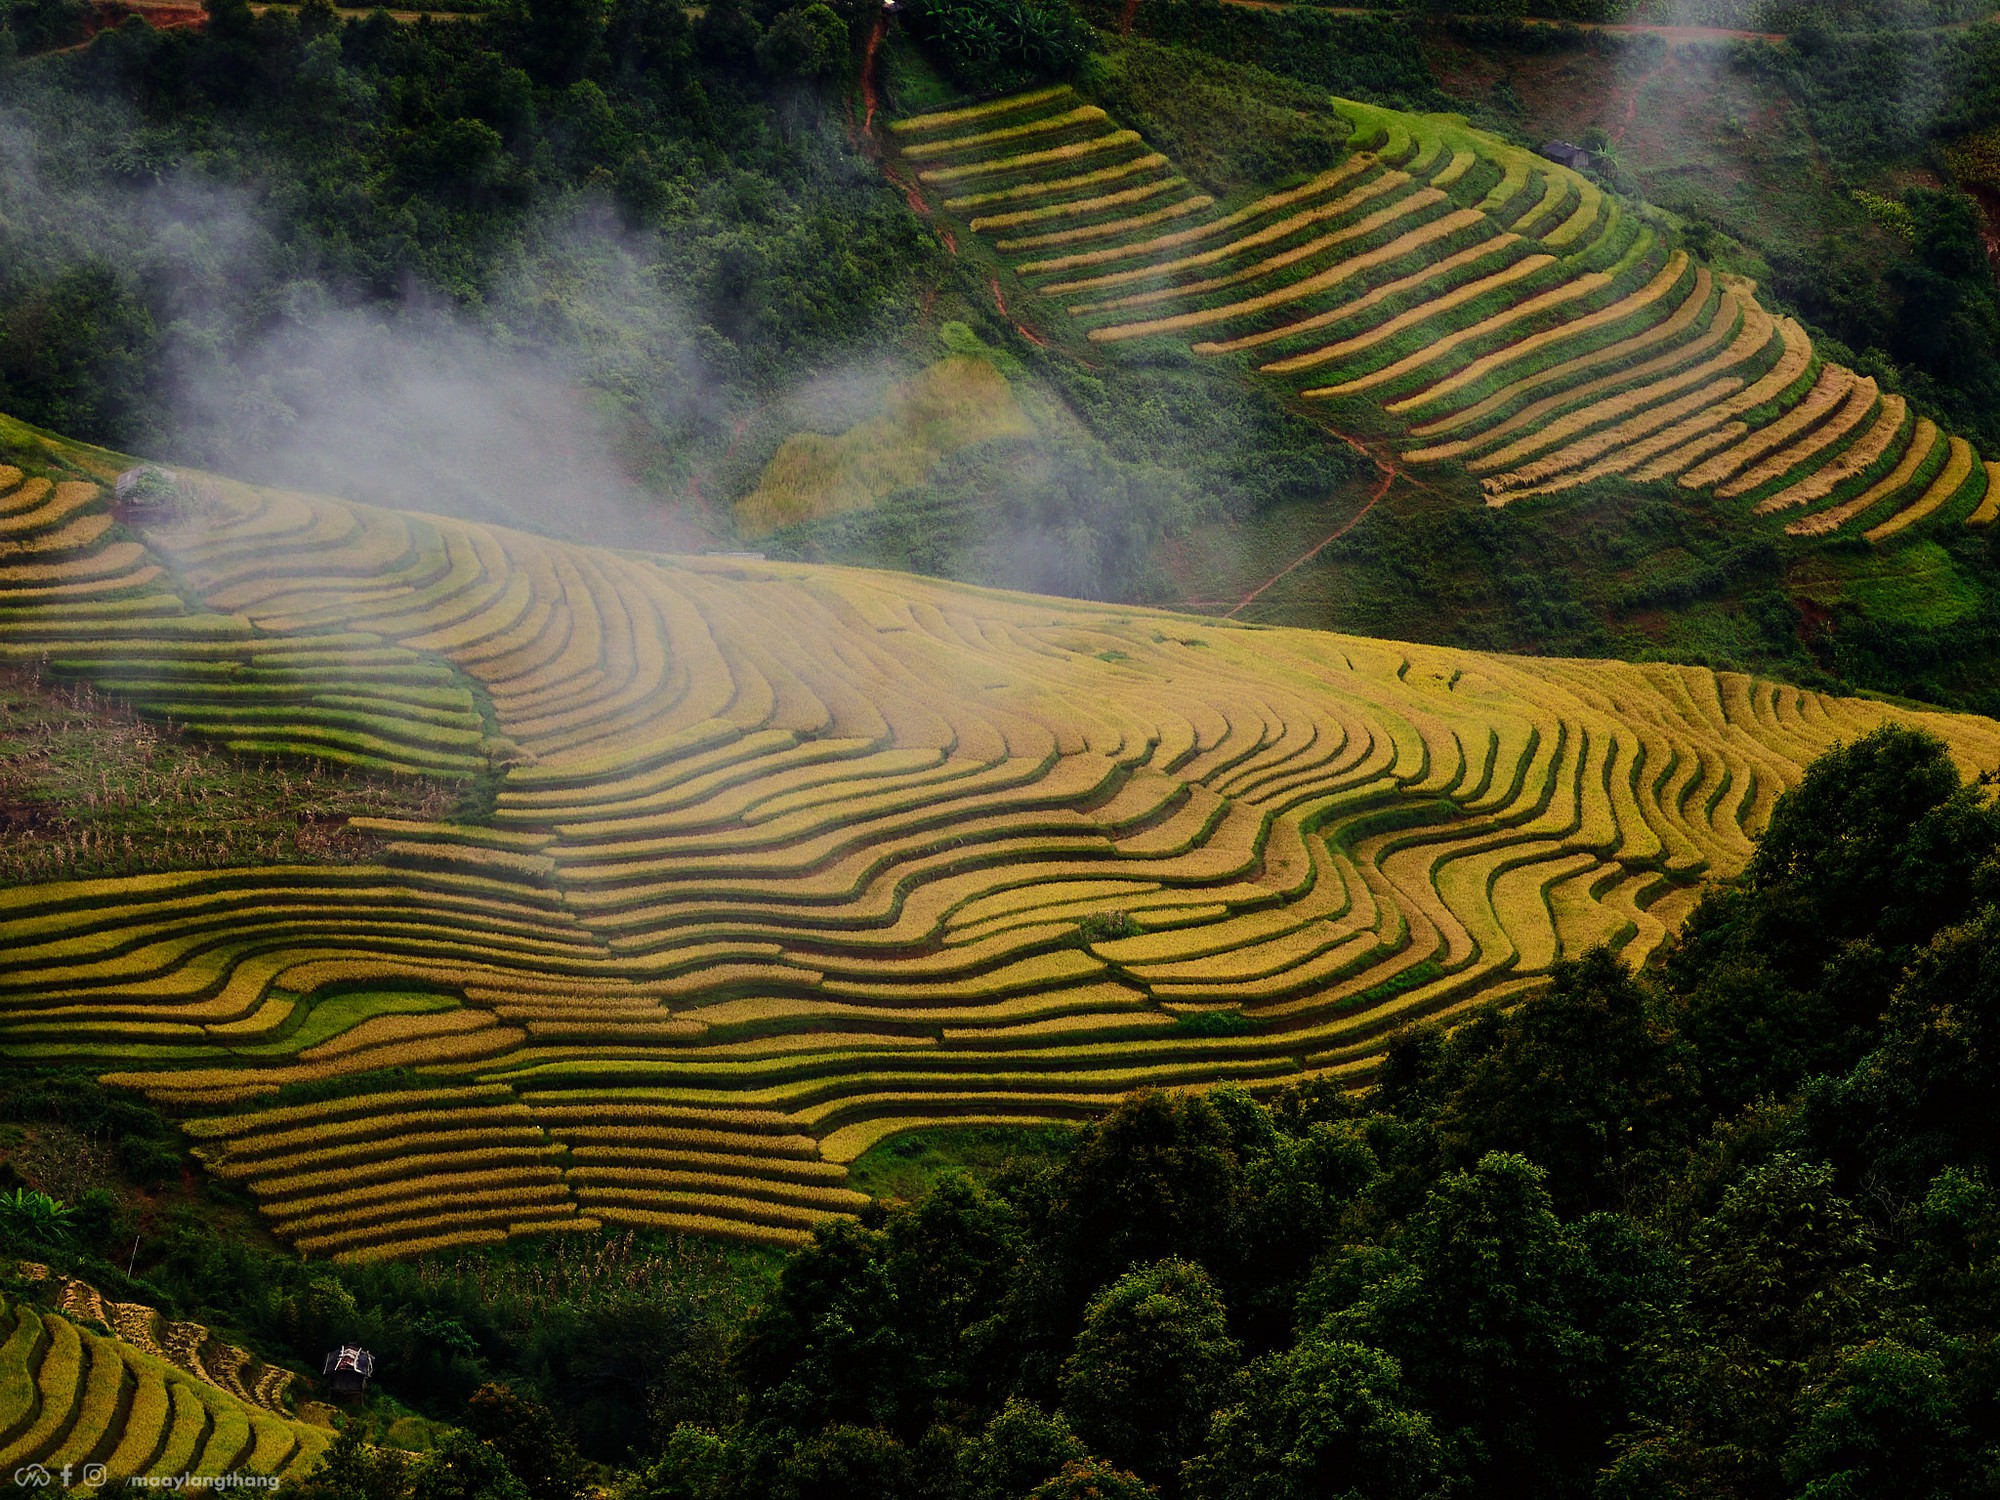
[
  {"xmin": 0, "ymin": 0, "xmax": 941, "ymax": 538},
  {"xmin": 10, "ymin": 725, "xmax": 2000, "ymax": 1498}
]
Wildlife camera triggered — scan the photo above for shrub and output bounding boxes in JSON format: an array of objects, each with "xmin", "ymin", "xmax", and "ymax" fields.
[
  {"xmin": 1170, "ymin": 1010, "xmax": 1255, "ymax": 1038},
  {"xmin": 1078, "ymin": 911, "xmax": 1140, "ymax": 942},
  {"xmin": 0, "ymin": 0, "xmax": 89, "ymax": 54},
  {"xmin": 1059, "ymin": 1258, "xmax": 1240, "ymax": 1485},
  {"xmin": 0, "ymin": 1187, "xmax": 76, "ymax": 1249},
  {"xmin": 901, "ymin": 0, "xmax": 1090, "ymax": 95},
  {"xmin": 756, "ymin": 3, "xmax": 848, "ymax": 82}
]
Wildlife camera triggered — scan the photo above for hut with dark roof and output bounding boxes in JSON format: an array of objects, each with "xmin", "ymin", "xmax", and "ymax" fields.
[{"xmin": 322, "ymin": 1346, "xmax": 375, "ymax": 1397}]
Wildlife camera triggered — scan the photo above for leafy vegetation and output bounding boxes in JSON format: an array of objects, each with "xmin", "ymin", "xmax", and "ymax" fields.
[
  {"xmin": 902, "ymin": 0, "xmax": 1091, "ymax": 95},
  {"xmin": 0, "ymin": 0, "xmax": 935, "ymax": 515}
]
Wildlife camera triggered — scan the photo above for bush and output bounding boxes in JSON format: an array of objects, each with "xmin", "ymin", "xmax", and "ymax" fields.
[
  {"xmin": 0, "ymin": 1188, "xmax": 76, "ymax": 1251},
  {"xmin": 756, "ymin": 2, "xmax": 848, "ymax": 81},
  {"xmin": 901, "ymin": 0, "xmax": 1090, "ymax": 95},
  {"xmin": 1060, "ymin": 1259, "xmax": 1240, "ymax": 1486},
  {"xmin": 0, "ymin": 0, "xmax": 89, "ymax": 53}
]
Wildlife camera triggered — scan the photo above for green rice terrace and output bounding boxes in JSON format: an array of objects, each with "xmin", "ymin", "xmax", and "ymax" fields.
[
  {"xmin": 4, "ymin": 414, "xmax": 2000, "ymax": 1263},
  {"xmin": 895, "ymin": 86, "xmax": 1998, "ymax": 534}
]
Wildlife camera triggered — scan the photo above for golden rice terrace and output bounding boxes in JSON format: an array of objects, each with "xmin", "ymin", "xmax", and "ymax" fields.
[
  {"xmin": 0, "ymin": 1271, "xmax": 329, "ymax": 1490},
  {"xmin": 4, "ymin": 435, "xmax": 2000, "ymax": 1261},
  {"xmin": 895, "ymin": 89, "xmax": 2000, "ymax": 534}
]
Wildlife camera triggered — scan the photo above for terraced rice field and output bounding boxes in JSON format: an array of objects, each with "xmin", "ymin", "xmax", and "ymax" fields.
[
  {"xmin": 45, "ymin": 1272, "xmax": 300, "ymax": 1417},
  {"xmin": 5, "ymin": 439, "xmax": 2000, "ymax": 1258},
  {"xmin": 0, "ymin": 1289, "xmax": 327, "ymax": 1490},
  {"xmin": 893, "ymin": 90, "xmax": 1995, "ymax": 538}
]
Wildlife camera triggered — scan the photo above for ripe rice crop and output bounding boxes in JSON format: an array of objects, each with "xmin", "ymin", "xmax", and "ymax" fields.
[
  {"xmin": 969, "ymin": 176, "xmax": 1189, "ymax": 232},
  {"xmin": 1622, "ymin": 318, "xmax": 1815, "ymax": 484},
  {"xmin": 1681, "ymin": 363, "xmax": 1857, "ymax": 491},
  {"xmin": 917, "ymin": 131, "xmax": 1143, "ymax": 185},
  {"xmin": 1543, "ymin": 177, "xmax": 1607, "ymax": 249},
  {"xmin": 1048, "ymin": 169, "xmax": 1409, "ymax": 299},
  {"xmin": 1094, "ymin": 198, "xmax": 1469, "ymax": 344},
  {"xmin": 1471, "ymin": 295, "xmax": 1758, "ymax": 471},
  {"xmin": 1406, "ymin": 274, "xmax": 1721, "ymax": 461},
  {"xmin": 1396, "ymin": 252, "xmax": 1697, "ymax": 425},
  {"xmin": 1507, "ymin": 167, "xmax": 1572, "ymax": 237},
  {"xmin": 1292, "ymin": 258, "xmax": 1594, "ymax": 387},
  {"xmin": 7, "ymin": 237, "xmax": 2000, "ymax": 1254},
  {"xmin": 1431, "ymin": 148, "xmax": 1475, "ymax": 188},
  {"xmin": 899, "ymin": 105, "xmax": 1108, "ymax": 160},
  {"xmin": 890, "ymin": 86, "xmax": 1072, "ymax": 135},
  {"xmin": 0, "ymin": 1295, "xmax": 323, "ymax": 1484},
  {"xmin": 944, "ymin": 153, "xmax": 1171, "ymax": 211},
  {"xmin": 1475, "ymin": 153, "xmax": 1534, "ymax": 220},
  {"xmin": 995, "ymin": 193, "xmax": 1216, "ymax": 252},
  {"xmin": 1020, "ymin": 160, "xmax": 1383, "ymax": 280},
  {"xmin": 1718, "ymin": 376, "xmax": 1879, "ymax": 500},
  {"xmin": 1969, "ymin": 462, "xmax": 2000, "ymax": 526},
  {"xmin": 1757, "ymin": 397, "xmax": 1912, "ymax": 514},
  {"xmin": 1865, "ymin": 435, "xmax": 1977, "ymax": 542},
  {"xmin": 1485, "ymin": 378, "xmax": 1748, "ymax": 500},
  {"xmin": 1125, "ymin": 231, "xmax": 1516, "ymax": 348},
  {"xmin": 1074, "ymin": 223, "xmax": 1512, "ymax": 324}
]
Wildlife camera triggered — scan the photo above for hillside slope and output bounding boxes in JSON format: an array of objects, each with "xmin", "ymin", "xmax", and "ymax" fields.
[
  {"xmin": 0, "ymin": 1285, "xmax": 327, "ymax": 1489},
  {"xmin": 895, "ymin": 86, "xmax": 1996, "ymax": 533},
  {"xmin": 3, "ymin": 421, "xmax": 1998, "ymax": 1257}
]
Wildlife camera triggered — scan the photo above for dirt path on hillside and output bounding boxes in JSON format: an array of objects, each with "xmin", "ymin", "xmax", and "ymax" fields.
[
  {"xmin": 248, "ymin": 2, "xmax": 479, "ymax": 18},
  {"xmin": 1219, "ymin": 464, "xmax": 1395, "ymax": 617},
  {"xmin": 1612, "ymin": 47, "xmax": 1672, "ymax": 143},
  {"xmin": 859, "ymin": 11, "xmax": 887, "ymax": 134}
]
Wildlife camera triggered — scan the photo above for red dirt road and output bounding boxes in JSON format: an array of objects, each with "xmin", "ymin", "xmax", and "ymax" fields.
[{"xmin": 860, "ymin": 11, "xmax": 887, "ymax": 136}]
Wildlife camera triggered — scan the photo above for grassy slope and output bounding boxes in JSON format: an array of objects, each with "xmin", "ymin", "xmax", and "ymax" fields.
[{"xmin": 0, "ymin": 666, "xmax": 459, "ymax": 885}]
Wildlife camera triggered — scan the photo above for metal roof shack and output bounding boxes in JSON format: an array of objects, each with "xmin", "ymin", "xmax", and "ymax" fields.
[
  {"xmin": 323, "ymin": 1345, "xmax": 375, "ymax": 1397},
  {"xmin": 1541, "ymin": 140, "xmax": 1595, "ymax": 172}
]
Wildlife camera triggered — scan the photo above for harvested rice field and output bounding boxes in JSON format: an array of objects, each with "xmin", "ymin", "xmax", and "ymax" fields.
[{"xmin": 5, "ymin": 427, "xmax": 2000, "ymax": 1259}]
